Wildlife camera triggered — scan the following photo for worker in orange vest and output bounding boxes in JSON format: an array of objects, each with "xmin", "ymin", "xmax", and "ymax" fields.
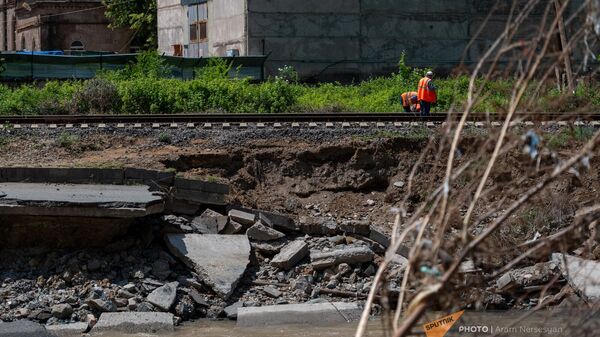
[
  {"xmin": 417, "ymin": 71, "xmax": 437, "ymax": 116},
  {"xmin": 401, "ymin": 91, "xmax": 420, "ymax": 113}
]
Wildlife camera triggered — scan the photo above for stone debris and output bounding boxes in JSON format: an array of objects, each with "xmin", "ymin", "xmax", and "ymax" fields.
[
  {"xmin": 50, "ymin": 304, "xmax": 73, "ymax": 320},
  {"xmin": 191, "ymin": 209, "xmax": 228, "ymax": 234},
  {"xmin": 251, "ymin": 239, "xmax": 287, "ymax": 255},
  {"xmin": 339, "ymin": 220, "xmax": 370, "ymax": 235},
  {"xmin": 246, "ymin": 222, "xmax": 286, "ymax": 241},
  {"xmin": 237, "ymin": 302, "xmax": 362, "ymax": 327},
  {"xmin": 270, "ymin": 240, "xmax": 309, "ymax": 270},
  {"xmin": 45, "ymin": 322, "xmax": 88, "ymax": 336},
  {"xmin": 552, "ymin": 253, "xmax": 600, "ymax": 302},
  {"xmin": 221, "ymin": 220, "xmax": 243, "ymax": 234},
  {"xmin": 165, "ymin": 234, "xmax": 251, "ymax": 299},
  {"xmin": 146, "ymin": 282, "xmax": 178, "ymax": 311},
  {"xmin": 311, "ymin": 246, "xmax": 375, "ymax": 269},
  {"xmin": 223, "ymin": 301, "xmax": 244, "ymax": 320},
  {"xmin": 0, "ymin": 320, "xmax": 49, "ymax": 337},
  {"xmin": 263, "ymin": 286, "xmax": 282, "ymax": 298},
  {"xmin": 93, "ymin": 312, "xmax": 174, "ymax": 334},
  {"xmin": 228, "ymin": 209, "xmax": 256, "ymax": 226},
  {"xmin": 496, "ymin": 261, "xmax": 559, "ymax": 291}
]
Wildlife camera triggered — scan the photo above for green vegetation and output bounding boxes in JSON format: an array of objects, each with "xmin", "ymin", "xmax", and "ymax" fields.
[
  {"xmin": 56, "ymin": 132, "xmax": 80, "ymax": 149},
  {"xmin": 102, "ymin": 0, "xmax": 157, "ymax": 49},
  {"xmin": 158, "ymin": 132, "xmax": 172, "ymax": 144},
  {"xmin": 546, "ymin": 126, "xmax": 595, "ymax": 150},
  {"xmin": 0, "ymin": 51, "xmax": 598, "ymax": 115}
]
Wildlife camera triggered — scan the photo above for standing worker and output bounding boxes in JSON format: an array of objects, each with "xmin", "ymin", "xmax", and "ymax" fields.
[
  {"xmin": 401, "ymin": 91, "xmax": 420, "ymax": 113},
  {"xmin": 417, "ymin": 71, "xmax": 437, "ymax": 116}
]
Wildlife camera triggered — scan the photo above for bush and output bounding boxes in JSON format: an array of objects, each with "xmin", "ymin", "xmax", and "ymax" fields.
[
  {"xmin": 74, "ymin": 78, "xmax": 121, "ymax": 114},
  {"xmin": 56, "ymin": 132, "xmax": 80, "ymax": 149}
]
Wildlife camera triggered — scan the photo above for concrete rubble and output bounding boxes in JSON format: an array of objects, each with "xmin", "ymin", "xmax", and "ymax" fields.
[
  {"xmin": 146, "ymin": 282, "xmax": 178, "ymax": 311},
  {"xmin": 92, "ymin": 312, "xmax": 174, "ymax": 334},
  {"xmin": 496, "ymin": 261, "xmax": 559, "ymax": 291},
  {"xmin": 270, "ymin": 240, "xmax": 309, "ymax": 269},
  {"xmin": 246, "ymin": 221, "xmax": 286, "ymax": 241},
  {"xmin": 552, "ymin": 253, "xmax": 600, "ymax": 302},
  {"xmin": 165, "ymin": 234, "xmax": 251, "ymax": 299},
  {"xmin": 237, "ymin": 302, "xmax": 362, "ymax": 327},
  {"xmin": 310, "ymin": 246, "xmax": 375, "ymax": 269}
]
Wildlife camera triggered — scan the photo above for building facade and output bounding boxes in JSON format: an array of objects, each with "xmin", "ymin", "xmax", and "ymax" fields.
[
  {"xmin": 157, "ymin": 0, "xmax": 585, "ymax": 80},
  {"xmin": 0, "ymin": 0, "xmax": 134, "ymax": 52}
]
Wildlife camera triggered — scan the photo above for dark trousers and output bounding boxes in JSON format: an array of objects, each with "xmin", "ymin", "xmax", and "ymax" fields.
[
  {"xmin": 403, "ymin": 106, "xmax": 411, "ymax": 113},
  {"xmin": 420, "ymin": 101, "xmax": 431, "ymax": 116}
]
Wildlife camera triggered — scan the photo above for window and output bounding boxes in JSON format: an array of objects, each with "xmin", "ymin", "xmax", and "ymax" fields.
[
  {"xmin": 70, "ymin": 41, "xmax": 84, "ymax": 51},
  {"xmin": 188, "ymin": 3, "xmax": 207, "ymax": 43}
]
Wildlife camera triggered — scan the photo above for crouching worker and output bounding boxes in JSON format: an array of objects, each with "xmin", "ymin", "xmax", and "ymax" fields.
[{"xmin": 401, "ymin": 91, "xmax": 420, "ymax": 113}]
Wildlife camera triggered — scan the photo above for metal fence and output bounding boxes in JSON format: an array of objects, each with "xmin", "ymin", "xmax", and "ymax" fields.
[{"xmin": 0, "ymin": 52, "xmax": 267, "ymax": 81}]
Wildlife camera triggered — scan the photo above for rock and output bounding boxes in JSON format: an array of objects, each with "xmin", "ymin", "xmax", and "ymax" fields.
[
  {"xmin": 553, "ymin": 253, "xmax": 600, "ymax": 302},
  {"xmin": 127, "ymin": 298, "xmax": 137, "ymax": 310},
  {"xmin": 364, "ymin": 264, "xmax": 376, "ymax": 276},
  {"xmin": 174, "ymin": 298, "xmax": 195, "ymax": 320},
  {"xmin": 146, "ymin": 281, "xmax": 178, "ymax": 311},
  {"xmin": 263, "ymin": 286, "xmax": 282, "ymax": 298},
  {"xmin": 496, "ymin": 261, "xmax": 558, "ymax": 291},
  {"xmin": 224, "ymin": 301, "xmax": 244, "ymax": 320},
  {"xmin": 189, "ymin": 289, "xmax": 209, "ymax": 308},
  {"xmin": 310, "ymin": 246, "xmax": 374, "ymax": 270},
  {"xmin": 221, "ymin": 220, "xmax": 243, "ymax": 234},
  {"xmin": 192, "ymin": 209, "xmax": 228, "ymax": 234},
  {"xmin": 246, "ymin": 222, "xmax": 285, "ymax": 241},
  {"xmin": 228, "ymin": 209, "xmax": 256, "ymax": 226},
  {"xmin": 93, "ymin": 312, "xmax": 174, "ymax": 334},
  {"xmin": 151, "ymin": 259, "xmax": 171, "ymax": 280},
  {"xmin": 87, "ymin": 299, "xmax": 117, "ymax": 313},
  {"xmin": 328, "ymin": 235, "xmax": 345, "ymax": 244},
  {"xmin": 252, "ymin": 239, "xmax": 287, "ymax": 255},
  {"xmin": 117, "ymin": 289, "xmax": 135, "ymax": 299},
  {"xmin": 0, "ymin": 320, "xmax": 50, "ymax": 337},
  {"xmin": 165, "ymin": 234, "xmax": 251, "ymax": 299},
  {"xmin": 50, "ymin": 304, "xmax": 73, "ymax": 319},
  {"xmin": 366, "ymin": 199, "xmax": 376, "ymax": 206},
  {"xmin": 136, "ymin": 302, "xmax": 155, "ymax": 312},
  {"xmin": 161, "ymin": 215, "xmax": 191, "ymax": 232},
  {"xmin": 393, "ymin": 181, "xmax": 405, "ymax": 188},
  {"xmin": 45, "ymin": 322, "xmax": 88, "ymax": 336},
  {"xmin": 326, "ymin": 279, "xmax": 338, "ymax": 289},
  {"xmin": 270, "ymin": 240, "xmax": 309, "ymax": 270},
  {"xmin": 292, "ymin": 277, "xmax": 312, "ymax": 294},
  {"xmin": 339, "ymin": 220, "xmax": 370, "ymax": 235},
  {"xmin": 28, "ymin": 310, "xmax": 52, "ymax": 322},
  {"xmin": 237, "ymin": 302, "xmax": 362, "ymax": 327},
  {"xmin": 258, "ymin": 211, "xmax": 297, "ymax": 232},
  {"xmin": 367, "ymin": 226, "xmax": 410, "ymax": 257},
  {"xmin": 298, "ymin": 217, "xmax": 337, "ymax": 236}
]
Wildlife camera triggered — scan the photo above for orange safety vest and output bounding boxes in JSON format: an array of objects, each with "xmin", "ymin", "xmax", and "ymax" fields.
[
  {"xmin": 401, "ymin": 91, "xmax": 418, "ymax": 107},
  {"xmin": 418, "ymin": 77, "xmax": 437, "ymax": 103}
]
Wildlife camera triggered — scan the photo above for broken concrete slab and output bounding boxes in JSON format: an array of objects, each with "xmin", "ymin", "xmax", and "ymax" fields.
[
  {"xmin": 298, "ymin": 216, "xmax": 338, "ymax": 236},
  {"xmin": 191, "ymin": 209, "xmax": 228, "ymax": 234},
  {"xmin": 146, "ymin": 282, "xmax": 178, "ymax": 311},
  {"xmin": 251, "ymin": 238, "xmax": 287, "ymax": 255},
  {"xmin": 246, "ymin": 222, "xmax": 285, "ymax": 241},
  {"xmin": 271, "ymin": 240, "xmax": 309, "ymax": 270},
  {"xmin": 172, "ymin": 188, "xmax": 226, "ymax": 206},
  {"xmin": 339, "ymin": 220, "xmax": 370, "ymax": 235},
  {"xmin": 0, "ymin": 320, "xmax": 50, "ymax": 337},
  {"xmin": 174, "ymin": 178, "xmax": 229, "ymax": 195},
  {"xmin": 228, "ymin": 209, "xmax": 256, "ymax": 226},
  {"xmin": 263, "ymin": 286, "xmax": 282, "ymax": 298},
  {"xmin": 45, "ymin": 322, "xmax": 88, "ymax": 336},
  {"xmin": 311, "ymin": 246, "xmax": 374, "ymax": 269},
  {"xmin": 230, "ymin": 206, "xmax": 297, "ymax": 232},
  {"xmin": 165, "ymin": 234, "xmax": 251, "ymax": 299},
  {"xmin": 92, "ymin": 312, "xmax": 174, "ymax": 334},
  {"xmin": 223, "ymin": 301, "xmax": 244, "ymax": 320},
  {"xmin": 0, "ymin": 183, "xmax": 164, "ymax": 218},
  {"xmin": 552, "ymin": 253, "xmax": 600, "ymax": 302},
  {"xmin": 237, "ymin": 302, "xmax": 362, "ymax": 326},
  {"xmin": 221, "ymin": 220, "xmax": 243, "ymax": 234},
  {"xmin": 496, "ymin": 261, "xmax": 559, "ymax": 291}
]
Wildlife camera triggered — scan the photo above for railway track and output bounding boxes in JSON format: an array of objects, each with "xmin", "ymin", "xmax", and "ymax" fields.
[{"xmin": 0, "ymin": 112, "xmax": 597, "ymax": 128}]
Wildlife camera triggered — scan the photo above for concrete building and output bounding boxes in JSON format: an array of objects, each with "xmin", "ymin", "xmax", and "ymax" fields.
[
  {"xmin": 0, "ymin": 0, "xmax": 134, "ymax": 52},
  {"xmin": 157, "ymin": 0, "xmax": 585, "ymax": 80}
]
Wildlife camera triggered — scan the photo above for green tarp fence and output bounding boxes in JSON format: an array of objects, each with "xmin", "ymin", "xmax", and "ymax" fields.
[{"xmin": 0, "ymin": 53, "xmax": 267, "ymax": 81}]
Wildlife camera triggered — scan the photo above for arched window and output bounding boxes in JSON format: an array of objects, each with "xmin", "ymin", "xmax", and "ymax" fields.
[
  {"xmin": 21, "ymin": 35, "xmax": 26, "ymax": 50},
  {"xmin": 70, "ymin": 40, "xmax": 84, "ymax": 51}
]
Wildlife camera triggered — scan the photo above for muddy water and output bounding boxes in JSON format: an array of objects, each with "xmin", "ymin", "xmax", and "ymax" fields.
[{"xmin": 102, "ymin": 320, "xmax": 385, "ymax": 337}]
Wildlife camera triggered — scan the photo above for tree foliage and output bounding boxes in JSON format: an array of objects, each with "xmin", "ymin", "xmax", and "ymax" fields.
[{"xmin": 102, "ymin": 0, "xmax": 157, "ymax": 49}]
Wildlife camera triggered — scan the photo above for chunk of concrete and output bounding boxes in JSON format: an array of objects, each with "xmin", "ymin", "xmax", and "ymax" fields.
[
  {"xmin": 223, "ymin": 301, "xmax": 244, "ymax": 320},
  {"xmin": 496, "ymin": 261, "xmax": 559, "ymax": 291},
  {"xmin": 263, "ymin": 286, "xmax": 282, "ymax": 298},
  {"xmin": 221, "ymin": 220, "xmax": 243, "ymax": 234},
  {"xmin": 0, "ymin": 320, "xmax": 50, "ymax": 337},
  {"xmin": 311, "ymin": 246, "xmax": 374, "ymax": 269},
  {"xmin": 92, "ymin": 312, "xmax": 174, "ymax": 334},
  {"xmin": 246, "ymin": 222, "xmax": 285, "ymax": 241},
  {"xmin": 146, "ymin": 282, "xmax": 178, "ymax": 311},
  {"xmin": 251, "ymin": 238, "xmax": 287, "ymax": 255},
  {"xmin": 45, "ymin": 322, "xmax": 88, "ymax": 336},
  {"xmin": 0, "ymin": 183, "xmax": 164, "ymax": 218},
  {"xmin": 165, "ymin": 234, "xmax": 251, "ymax": 299},
  {"xmin": 228, "ymin": 209, "xmax": 256, "ymax": 226},
  {"xmin": 271, "ymin": 240, "xmax": 309, "ymax": 270},
  {"xmin": 553, "ymin": 253, "xmax": 600, "ymax": 302},
  {"xmin": 258, "ymin": 211, "xmax": 297, "ymax": 232},
  {"xmin": 339, "ymin": 220, "xmax": 370, "ymax": 235},
  {"xmin": 237, "ymin": 302, "xmax": 362, "ymax": 327},
  {"xmin": 191, "ymin": 209, "xmax": 228, "ymax": 234}
]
